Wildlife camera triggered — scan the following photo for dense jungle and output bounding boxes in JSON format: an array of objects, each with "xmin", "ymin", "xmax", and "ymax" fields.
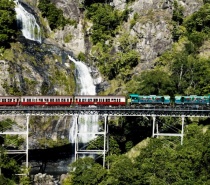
[{"xmin": 1, "ymin": 0, "xmax": 210, "ymax": 184}]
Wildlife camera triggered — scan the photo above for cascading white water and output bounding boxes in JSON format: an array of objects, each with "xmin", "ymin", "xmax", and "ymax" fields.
[
  {"xmin": 14, "ymin": 0, "xmax": 41, "ymax": 43},
  {"xmin": 68, "ymin": 55, "xmax": 99, "ymax": 144}
]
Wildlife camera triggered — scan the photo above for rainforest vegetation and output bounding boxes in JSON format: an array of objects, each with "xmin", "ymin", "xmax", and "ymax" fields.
[
  {"xmin": 0, "ymin": 0, "xmax": 18, "ymax": 50},
  {"xmin": 1, "ymin": 0, "xmax": 210, "ymax": 184},
  {"xmin": 63, "ymin": 2, "xmax": 210, "ymax": 184}
]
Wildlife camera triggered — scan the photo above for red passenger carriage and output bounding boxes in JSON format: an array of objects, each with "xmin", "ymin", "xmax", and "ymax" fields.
[
  {"xmin": 0, "ymin": 96, "xmax": 20, "ymax": 106},
  {"xmin": 20, "ymin": 96, "xmax": 74, "ymax": 106},
  {"xmin": 74, "ymin": 95, "xmax": 126, "ymax": 106}
]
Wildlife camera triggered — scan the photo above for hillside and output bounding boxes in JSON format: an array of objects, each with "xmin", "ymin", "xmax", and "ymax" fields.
[{"xmin": 1, "ymin": 0, "xmax": 210, "ymax": 184}]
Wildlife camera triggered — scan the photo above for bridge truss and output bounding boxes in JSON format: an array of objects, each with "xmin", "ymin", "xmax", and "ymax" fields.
[{"xmin": 0, "ymin": 106, "xmax": 209, "ymax": 172}]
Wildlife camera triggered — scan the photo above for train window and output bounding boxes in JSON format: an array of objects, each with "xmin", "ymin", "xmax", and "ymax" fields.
[
  {"xmin": 70, "ymin": 98, "xmax": 73, "ymax": 101},
  {"xmin": 75, "ymin": 98, "xmax": 78, "ymax": 102},
  {"xmin": 50, "ymin": 99, "xmax": 54, "ymax": 102},
  {"xmin": 3, "ymin": 99, "xmax": 5, "ymax": 102},
  {"xmin": 66, "ymin": 99, "xmax": 69, "ymax": 102}
]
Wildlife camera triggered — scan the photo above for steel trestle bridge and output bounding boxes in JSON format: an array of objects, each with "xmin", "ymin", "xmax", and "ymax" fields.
[
  {"xmin": 0, "ymin": 106, "xmax": 210, "ymax": 173},
  {"xmin": 0, "ymin": 106, "xmax": 209, "ymax": 116}
]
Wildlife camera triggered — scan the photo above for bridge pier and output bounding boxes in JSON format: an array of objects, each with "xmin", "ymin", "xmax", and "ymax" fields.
[
  {"xmin": 152, "ymin": 115, "xmax": 185, "ymax": 145},
  {"xmin": 0, "ymin": 114, "xmax": 29, "ymax": 175},
  {"xmin": 74, "ymin": 114, "xmax": 109, "ymax": 168}
]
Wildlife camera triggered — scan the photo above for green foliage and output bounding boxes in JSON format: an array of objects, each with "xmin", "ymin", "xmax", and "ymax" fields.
[
  {"xmin": 154, "ymin": 2, "xmax": 210, "ymax": 96},
  {"xmin": 86, "ymin": 3, "xmax": 130, "ymax": 45},
  {"xmin": 170, "ymin": 50, "xmax": 210, "ymax": 95},
  {"xmin": 0, "ymin": 147, "xmax": 21, "ymax": 183},
  {"xmin": 0, "ymin": 0, "xmax": 18, "ymax": 48},
  {"xmin": 65, "ymin": 124, "xmax": 210, "ymax": 184},
  {"xmin": 63, "ymin": 33, "xmax": 73, "ymax": 43},
  {"xmin": 77, "ymin": 52, "xmax": 86, "ymax": 61},
  {"xmin": 97, "ymin": 33, "xmax": 140, "ymax": 81},
  {"xmin": 87, "ymin": 135, "xmax": 121, "ymax": 155},
  {"xmin": 129, "ymin": 69, "xmax": 175, "ymax": 95},
  {"xmin": 38, "ymin": 0, "xmax": 76, "ymax": 30},
  {"xmin": 183, "ymin": 3, "xmax": 210, "ymax": 47},
  {"xmin": 37, "ymin": 138, "xmax": 69, "ymax": 149},
  {"xmin": 0, "ymin": 118, "xmax": 16, "ymax": 132},
  {"xmin": 204, "ymin": 0, "xmax": 210, "ymax": 4},
  {"xmin": 104, "ymin": 155, "xmax": 140, "ymax": 185},
  {"xmin": 49, "ymin": 67, "xmax": 76, "ymax": 95},
  {"xmin": 4, "ymin": 135, "xmax": 24, "ymax": 148},
  {"xmin": 133, "ymin": 124, "xmax": 210, "ymax": 184},
  {"xmin": 0, "ymin": 175, "xmax": 16, "ymax": 185},
  {"xmin": 172, "ymin": 1, "xmax": 184, "ymax": 24},
  {"xmin": 24, "ymin": 78, "xmax": 38, "ymax": 95},
  {"xmin": 130, "ymin": 12, "xmax": 139, "ymax": 29},
  {"xmin": 69, "ymin": 158, "xmax": 107, "ymax": 185},
  {"xmin": 171, "ymin": 1, "xmax": 184, "ymax": 41}
]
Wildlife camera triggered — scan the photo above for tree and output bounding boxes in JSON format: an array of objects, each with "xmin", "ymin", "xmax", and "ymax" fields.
[
  {"xmin": 134, "ymin": 69, "xmax": 175, "ymax": 96},
  {"xmin": 38, "ymin": 0, "xmax": 71, "ymax": 30},
  {"xmin": 102, "ymin": 155, "xmax": 140, "ymax": 185},
  {"xmin": 0, "ymin": 0, "xmax": 17, "ymax": 48},
  {"xmin": 69, "ymin": 157, "xmax": 106, "ymax": 185}
]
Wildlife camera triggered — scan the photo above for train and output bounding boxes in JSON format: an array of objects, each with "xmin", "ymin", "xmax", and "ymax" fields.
[
  {"xmin": 129, "ymin": 94, "xmax": 210, "ymax": 107},
  {"xmin": 0, "ymin": 94, "xmax": 209, "ymax": 107}
]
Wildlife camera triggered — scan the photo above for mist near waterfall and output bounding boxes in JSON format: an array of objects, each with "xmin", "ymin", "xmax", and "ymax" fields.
[{"xmin": 68, "ymin": 55, "xmax": 99, "ymax": 144}]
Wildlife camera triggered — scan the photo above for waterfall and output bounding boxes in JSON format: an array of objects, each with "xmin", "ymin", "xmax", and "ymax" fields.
[
  {"xmin": 14, "ymin": 0, "xmax": 41, "ymax": 43},
  {"xmin": 68, "ymin": 55, "xmax": 99, "ymax": 144}
]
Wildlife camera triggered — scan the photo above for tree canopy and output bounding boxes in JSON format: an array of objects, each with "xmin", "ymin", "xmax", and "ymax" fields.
[{"xmin": 0, "ymin": 0, "xmax": 17, "ymax": 48}]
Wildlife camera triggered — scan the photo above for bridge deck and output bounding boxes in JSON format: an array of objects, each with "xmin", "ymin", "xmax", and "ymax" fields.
[{"xmin": 0, "ymin": 106, "xmax": 209, "ymax": 116}]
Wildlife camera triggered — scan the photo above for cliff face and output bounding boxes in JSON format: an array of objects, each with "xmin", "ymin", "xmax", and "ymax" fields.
[
  {"xmin": 0, "ymin": 0, "xmax": 204, "ymax": 150},
  {"xmin": 39, "ymin": 0, "xmax": 203, "ymax": 71}
]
